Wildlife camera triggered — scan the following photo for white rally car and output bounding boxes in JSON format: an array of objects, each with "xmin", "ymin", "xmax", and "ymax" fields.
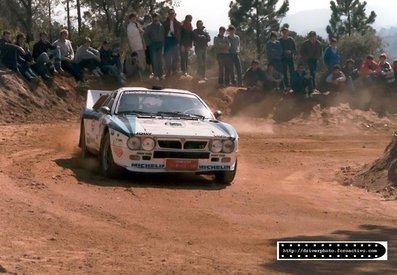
[{"xmin": 79, "ymin": 87, "xmax": 238, "ymax": 184}]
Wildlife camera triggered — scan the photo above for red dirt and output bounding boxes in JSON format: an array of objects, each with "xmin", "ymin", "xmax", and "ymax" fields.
[{"xmin": 1, "ymin": 76, "xmax": 397, "ymax": 274}]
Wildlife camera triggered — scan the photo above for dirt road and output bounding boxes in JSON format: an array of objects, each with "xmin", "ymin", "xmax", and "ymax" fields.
[{"xmin": 0, "ymin": 119, "xmax": 396, "ymax": 274}]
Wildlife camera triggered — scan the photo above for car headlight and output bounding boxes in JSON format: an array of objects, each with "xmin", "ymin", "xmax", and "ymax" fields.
[
  {"xmin": 210, "ymin": 140, "xmax": 223, "ymax": 153},
  {"xmin": 127, "ymin": 137, "xmax": 141, "ymax": 150},
  {"xmin": 142, "ymin": 137, "xmax": 155, "ymax": 151},
  {"xmin": 222, "ymin": 140, "xmax": 235, "ymax": 153}
]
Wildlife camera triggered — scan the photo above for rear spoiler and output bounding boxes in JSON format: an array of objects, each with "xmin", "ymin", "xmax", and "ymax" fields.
[{"xmin": 86, "ymin": 89, "xmax": 113, "ymax": 109}]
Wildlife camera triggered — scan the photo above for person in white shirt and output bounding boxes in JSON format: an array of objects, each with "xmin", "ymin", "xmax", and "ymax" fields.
[
  {"xmin": 127, "ymin": 13, "xmax": 146, "ymax": 70},
  {"xmin": 52, "ymin": 29, "xmax": 84, "ymax": 81}
]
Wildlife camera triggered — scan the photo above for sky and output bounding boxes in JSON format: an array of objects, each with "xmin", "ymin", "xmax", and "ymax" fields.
[{"xmin": 174, "ymin": 0, "xmax": 396, "ymax": 33}]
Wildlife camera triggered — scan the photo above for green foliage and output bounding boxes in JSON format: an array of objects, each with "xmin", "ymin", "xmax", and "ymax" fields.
[
  {"xmin": 229, "ymin": 0, "xmax": 289, "ymax": 60},
  {"xmin": 327, "ymin": 0, "xmax": 376, "ymax": 38},
  {"xmin": 337, "ymin": 30, "xmax": 383, "ymax": 65}
]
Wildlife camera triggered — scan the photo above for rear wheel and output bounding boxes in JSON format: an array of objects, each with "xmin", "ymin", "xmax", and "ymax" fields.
[
  {"xmin": 214, "ymin": 160, "xmax": 238, "ymax": 185},
  {"xmin": 100, "ymin": 132, "xmax": 123, "ymax": 178}
]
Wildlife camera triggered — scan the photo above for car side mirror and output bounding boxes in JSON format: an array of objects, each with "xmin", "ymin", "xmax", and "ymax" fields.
[
  {"xmin": 100, "ymin": 106, "xmax": 111, "ymax": 114},
  {"xmin": 214, "ymin": 110, "xmax": 222, "ymax": 119}
]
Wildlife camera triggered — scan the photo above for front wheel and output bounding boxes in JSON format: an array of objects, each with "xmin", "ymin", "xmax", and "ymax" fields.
[
  {"xmin": 214, "ymin": 160, "xmax": 238, "ymax": 185},
  {"xmin": 100, "ymin": 132, "xmax": 123, "ymax": 178},
  {"xmin": 79, "ymin": 123, "xmax": 91, "ymax": 158}
]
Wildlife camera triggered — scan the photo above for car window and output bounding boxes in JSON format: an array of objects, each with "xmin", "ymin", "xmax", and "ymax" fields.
[{"xmin": 116, "ymin": 92, "xmax": 213, "ymax": 118}]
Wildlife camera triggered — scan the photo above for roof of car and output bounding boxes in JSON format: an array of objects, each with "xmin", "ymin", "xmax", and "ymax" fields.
[{"xmin": 117, "ymin": 87, "xmax": 196, "ymax": 96}]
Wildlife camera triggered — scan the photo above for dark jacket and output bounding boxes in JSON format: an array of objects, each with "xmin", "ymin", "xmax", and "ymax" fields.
[
  {"xmin": 300, "ymin": 39, "xmax": 322, "ymax": 60},
  {"xmin": 244, "ymin": 67, "xmax": 266, "ymax": 88},
  {"xmin": 163, "ymin": 18, "xmax": 181, "ymax": 41},
  {"xmin": 144, "ymin": 22, "xmax": 165, "ymax": 45},
  {"xmin": 279, "ymin": 36, "xmax": 296, "ymax": 59},
  {"xmin": 180, "ymin": 21, "xmax": 194, "ymax": 48},
  {"xmin": 32, "ymin": 40, "xmax": 57, "ymax": 61},
  {"xmin": 193, "ymin": 28, "xmax": 210, "ymax": 50},
  {"xmin": 99, "ymin": 47, "xmax": 117, "ymax": 66},
  {"xmin": 266, "ymin": 39, "xmax": 282, "ymax": 61}
]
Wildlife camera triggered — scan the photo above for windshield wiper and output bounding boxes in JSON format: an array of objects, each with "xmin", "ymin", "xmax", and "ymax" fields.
[
  {"xmin": 156, "ymin": 111, "xmax": 205, "ymax": 120},
  {"xmin": 117, "ymin": 110, "xmax": 158, "ymax": 116}
]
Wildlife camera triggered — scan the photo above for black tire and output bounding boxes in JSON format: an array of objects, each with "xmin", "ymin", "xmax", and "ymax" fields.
[
  {"xmin": 215, "ymin": 160, "xmax": 238, "ymax": 185},
  {"xmin": 100, "ymin": 132, "xmax": 123, "ymax": 178},
  {"xmin": 79, "ymin": 122, "xmax": 91, "ymax": 158}
]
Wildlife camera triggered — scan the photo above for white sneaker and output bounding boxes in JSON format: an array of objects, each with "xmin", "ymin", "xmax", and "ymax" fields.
[{"xmin": 311, "ymin": 89, "xmax": 321, "ymax": 95}]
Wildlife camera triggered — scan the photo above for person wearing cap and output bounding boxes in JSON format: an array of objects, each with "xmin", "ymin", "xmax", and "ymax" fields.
[
  {"xmin": 75, "ymin": 37, "xmax": 102, "ymax": 77},
  {"xmin": 279, "ymin": 26, "xmax": 296, "ymax": 88},
  {"xmin": 299, "ymin": 31, "xmax": 322, "ymax": 91},
  {"xmin": 214, "ymin": 26, "xmax": 231, "ymax": 87},
  {"xmin": 323, "ymin": 37, "xmax": 340, "ymax": 73},
  {"xmin": 243, "ymin": 60, "xmax": 266, "ymax": 91},
  {"xmin": 127, "ymin": 13, "xmax": 146, "ymax": 71},
  {"xmin": 180, "ymin": 14, "xmax": 194, "ymax": 76},
  {"xmin": 325, "ymin": 64, "xmax": 346, "ymax": 92},
  {"xmin": 377, "ymin": 53, "xmax": 395, "ymax": 85},
  {"xmin": 342, "ymin": 58, "xmax": 359, "ymax": 91},
  {"xmin": 163, "ymin": 8, "xmax": 181, "ymax": 77},
  {"xmin": 193, "ymin": 20, "xmax": 210, "ymax": 81},
  {"xmin": 227, "ymin": 25, "xmax": 242, "ymax": 86},
  {"xmin": 99, "ymin": 40, "xmax": 125, "ymax": 84}
]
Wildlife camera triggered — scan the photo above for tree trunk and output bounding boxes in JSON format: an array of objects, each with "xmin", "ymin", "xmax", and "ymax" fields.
[
  {"xmin": 66, "ymin": 0, "xmax": 71, "ymax": 36},
  {"xmin": 255, "ymin": 0, "xmax": 261, "ymax": 60},
  {"xmin": 76, "ymin": 0, "xmax": 82, "ymax": 36}
]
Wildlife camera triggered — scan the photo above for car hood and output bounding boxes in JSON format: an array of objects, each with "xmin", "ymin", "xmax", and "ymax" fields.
[{"xmin": 109, "ymin": 116, "xmax": 237, "ymax": 139}]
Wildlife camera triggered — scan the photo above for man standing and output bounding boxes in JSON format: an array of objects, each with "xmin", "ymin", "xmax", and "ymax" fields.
[
  {"xmin": 266, "ymin": 31, "xmax": 283, "ymax": 74},
  {"xmin": 163, "ymin": 9, "xmax": 181, "ymax": 77},
  {"xmin": 193, "ymin": 20, "xmax": 210, "ymax": 82},
  {"xmin": 300, "ymin": 31, "xmax": 322, "ymax": 90},
  {"xmin": 213, "ymin": 26, "xmax": 230, "ymax": 87},
  {"xmin": 227, "ymin": 25, "xmax": 242, "ymax": 86},
  {"xmin": 279, "ymin": 26, "xmax": 296, "ymax": 88},
  {"xmin": 323, "ymin": 38, "xmax": 340, "ymax": 73},
  {"xmin": 127, "ymin": 13, "xmax": 146, "ymax": 71},
  {"xmin": 144, "ymin": 13, "xmax": 165, "ymax": 80}
]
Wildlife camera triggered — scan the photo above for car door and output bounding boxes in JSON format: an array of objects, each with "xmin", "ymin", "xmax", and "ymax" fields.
[{"xmin": 92, "ymin": 93, "xmax": 116, "ymax": 151}]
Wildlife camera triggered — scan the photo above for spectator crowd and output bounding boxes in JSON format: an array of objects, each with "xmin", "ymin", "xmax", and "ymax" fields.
[{"xmin": 0, "ymin": 8, "xmax": 396, "ymax": 97}]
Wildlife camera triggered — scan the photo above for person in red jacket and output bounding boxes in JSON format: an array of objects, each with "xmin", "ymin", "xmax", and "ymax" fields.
[{"xmin": 360, "ymin": 54, "xmax": 379, "ymax": 85}]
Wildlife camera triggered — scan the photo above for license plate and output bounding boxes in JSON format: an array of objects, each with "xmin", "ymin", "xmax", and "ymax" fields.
[{"xmin": 166, "ymin": 159, "xmax": 198, "ymax": 171}]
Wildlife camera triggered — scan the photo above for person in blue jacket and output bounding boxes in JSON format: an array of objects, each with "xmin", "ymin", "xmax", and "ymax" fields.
[{"xmin": 323, "ymin": 37, "xmax": 340, "ymax": 73}]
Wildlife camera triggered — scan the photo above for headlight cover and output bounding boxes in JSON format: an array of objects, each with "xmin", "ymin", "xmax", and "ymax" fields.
[
  {"xmin": 142, "ymin": 137, "xmax": 155, "ymax": 151},
  {"xmin": 210, "ymin": 139, "xmax": 223, "ymax": 153},
  {"xmin": 127, "ymin": 137, "xmax": 141, "ymax": 150},
  {"xmin": 222, "ymin": 140, "xmax": 235, "ymax": 153}
]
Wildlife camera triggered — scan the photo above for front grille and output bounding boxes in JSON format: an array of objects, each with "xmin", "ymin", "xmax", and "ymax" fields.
[
  {"xmin": 158, "ymin": 140, "xmax": 182, "ymax": 149},
  {"xmin": 184, "ymin": 141, "xmax": 207, "ymax": 150},
  {"xmin": 153, "ymin": 151, "xmax": 210, "ymax": 159}
]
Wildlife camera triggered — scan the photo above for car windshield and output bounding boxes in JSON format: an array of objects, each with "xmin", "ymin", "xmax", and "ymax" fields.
[{"xmin": 116, "ymin": 91, "xmax": 213, "ymax": 119}]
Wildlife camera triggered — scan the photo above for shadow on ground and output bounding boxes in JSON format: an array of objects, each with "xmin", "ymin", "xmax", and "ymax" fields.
[
  {"xmin": 263, "ymin": 224, "xmax": 396, "ymax": 274},
  {"xmin": 55, "ymin": 156, "xmax": 228, "ymax": 191}
]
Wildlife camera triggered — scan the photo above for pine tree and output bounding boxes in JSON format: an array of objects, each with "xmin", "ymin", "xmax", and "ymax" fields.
[
  {"xmin": 327, "ymin": 0, "xmax": 376, "ymax": 38},
  {"xmin": 229, "ymin": 0, "xmax": 289, "ymax": 59}
]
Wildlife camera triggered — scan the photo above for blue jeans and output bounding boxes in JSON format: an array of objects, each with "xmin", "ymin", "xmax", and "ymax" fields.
[
  {"xmin": 307, "ymin": 58, "xmax": 318, "ymax": 89},
  {"xmin": 195, "ymin": 48, "xmax": 207, "ymax": 78},
  {"xmin": 150, "ymin": 42, "xmax": 163, "ymax": 78}
]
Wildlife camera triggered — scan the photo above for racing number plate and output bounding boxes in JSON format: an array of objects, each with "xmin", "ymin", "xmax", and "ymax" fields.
[{"xmin": 166, "ymin": 159, "xmax": 198, "ymax": 171}]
